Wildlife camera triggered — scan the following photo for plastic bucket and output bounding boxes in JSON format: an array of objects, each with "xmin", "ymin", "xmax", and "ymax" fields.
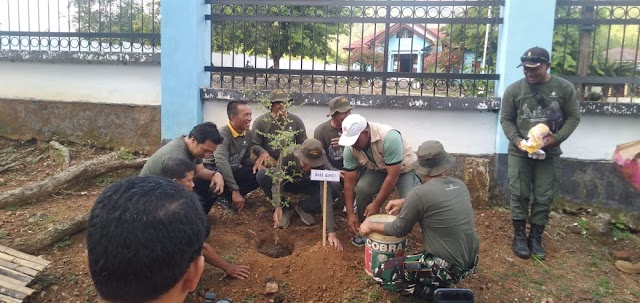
[{"xmin": 363, "ymin": 214, "xmax": 408, "ymax": 276}]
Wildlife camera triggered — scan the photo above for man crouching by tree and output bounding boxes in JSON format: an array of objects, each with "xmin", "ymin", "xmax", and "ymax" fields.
[
  {"xmin": 256, "ymin": 139, "xmax": 343, "ymax": 251},
  {"xmin": 87, "ymin": 176, "xmax": 208, "ymax": 303},
  {"xmin": 359, "ymin": 141, "xmax": 479, "ymax": 301},
  {"xmin": 140, "ymin": 122, "xmax": 225, "ymax": 214},
  {"xmin": 161, "ymin": 157, "xmax": 250, "ymax": 279}
]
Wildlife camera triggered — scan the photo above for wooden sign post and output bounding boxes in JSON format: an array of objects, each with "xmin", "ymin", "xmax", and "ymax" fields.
[{"xmin": 310, "ymin": 169, "xmax": 340, "ymax": 246}]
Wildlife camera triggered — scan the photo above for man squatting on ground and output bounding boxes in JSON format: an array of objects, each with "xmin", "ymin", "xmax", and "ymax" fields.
[
  {"xmin": 500, "ymin": 46, "xmax": 580, "ymax": 260},
  {"xmin": 359, "ymin": 141, "xmax": 479, "ymax": 300},
  {"xmin": 256, "ymin": 139, "xmax": 344, "ymax": 251},
  {"xmin": 87, "ymin": 176, "xmax": 208, "ymax": 303},
  {"xmin": 339, "ymin": 114, "xmax": 421, "ymax": 245},
  {"xmin": 313, "ymin": 96, "xmax": 354, "ymax": 171},
  {"xmin": 251, "ymin": 89, "xmax": 308, "ymax": 168},
  {"xmin": 202, "ymin": 100, "xmax": 260, "ymax": 211},
  {"xmin": 140, "ymin": 122, "xmax": 225, "ymax": 214},
  {"xmin": 161, "ymin": 157, "xmax": 251, "ymax": 279}
]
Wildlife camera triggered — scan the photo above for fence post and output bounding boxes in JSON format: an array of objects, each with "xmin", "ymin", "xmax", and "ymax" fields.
[
  {"xmin": 160, "ymin": 0, "xmax": 211, "ymax": 142},
  {"xmin": 493, "ymin": 0, "xmax": 556, "ymax": 198}
]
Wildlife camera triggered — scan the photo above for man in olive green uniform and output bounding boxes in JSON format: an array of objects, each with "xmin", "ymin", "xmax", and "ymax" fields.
[
  {"xmin": 204, "ymin": 101, "xmax": 261, "ymax": 211},
  {"xmin": 313, "ymin": 96, "xmax": 353, "ymax": 170},
  {"xmin": 359, "ymin": 141, "xmax": 479, "ymax": 300},
  {"xmin": 256, "ymin": 139, "xmax": 343, "ymax": 251},
  {"xmin": 252, "ymin": 89, "xmax": 307, "ymax": 169},
  {"xmin": 340, "ymin": 114, "xmax": 420, "ymax": 246},
  {"xmin": 500, "ymin": 46, "xmax": 581, "ymax": 260}
]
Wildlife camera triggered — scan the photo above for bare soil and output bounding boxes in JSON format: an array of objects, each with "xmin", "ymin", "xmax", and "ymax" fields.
[{"xmin": 0, "ymin": 138, "xmax": 638, "ymax": 303}]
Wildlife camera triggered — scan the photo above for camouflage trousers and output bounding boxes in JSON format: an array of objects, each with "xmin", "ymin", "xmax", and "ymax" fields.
[{"xmin": 373, "ymin": 252, "xmax": 477, "ymax": 296}]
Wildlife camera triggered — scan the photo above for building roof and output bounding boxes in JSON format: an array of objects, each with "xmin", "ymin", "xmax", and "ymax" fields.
[{"xmin": 602, "ymin": 47, "xmax": 639, "ymax": 62}]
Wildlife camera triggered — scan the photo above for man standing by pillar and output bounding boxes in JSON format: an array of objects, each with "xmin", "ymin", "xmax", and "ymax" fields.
[{"xmin": 500, "ymin": 46, "xmax": 581, "ymax": 260}]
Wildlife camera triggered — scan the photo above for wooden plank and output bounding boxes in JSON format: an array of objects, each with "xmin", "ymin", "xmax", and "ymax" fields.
[
  {"xmin": 0, "ymin": 287, "xmax": 26, "ymax": 301},
  {"xmin": 0, "ymin": 253, "xmax": 45, "ymax": 272},
  {"xmin": 0, "ymin": 245, "xmax": 50, "ymax": 267},
  {"xmin": 0, "ymin": 276, "xmax": 32, "ymax": 296},
  {"xmin": 0, "ymin": 266, "xmax": 31, "ymax": 285},
  {"xmin": 0, "ymin": 293, "xmax": 22, "ymax": 303},
  {"xmin": 0, "ymin": 260, "xmax": 38, "ymax": 277}
]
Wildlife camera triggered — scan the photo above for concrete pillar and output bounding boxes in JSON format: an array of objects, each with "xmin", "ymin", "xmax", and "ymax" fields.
[
  {"xmin": 160, "ymin": 0, "xmax": 211, "ymax": 142},
  {"xmin": 494, "ymin": 0, "xmax": 556, "ymax": 153}
]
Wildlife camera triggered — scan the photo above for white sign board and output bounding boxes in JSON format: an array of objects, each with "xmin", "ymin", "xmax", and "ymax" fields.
[{"xmin": 310, "ymin": 169, "xmax": 340, "ymax": 182}]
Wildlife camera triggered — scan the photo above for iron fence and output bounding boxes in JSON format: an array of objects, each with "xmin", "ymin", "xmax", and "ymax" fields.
[
  {"xmin": 554, "ymin": 0, "xmax": 640, "ymax": 103},
  {"xmin": 205, "ymin": 0, "xmax": 503, "ymax": 98},
  {"xmin": 0, "ymin": 0, "xmax": 160, "ymax": 54}
]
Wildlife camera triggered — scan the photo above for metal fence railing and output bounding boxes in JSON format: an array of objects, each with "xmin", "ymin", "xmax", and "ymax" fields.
[
  {"xmin": 0, "ymin": 0, "xmax": 160, "ymax": 54},
  {"xmin": 554, "ymin": 0, "xmax": 640, "ymax": 103},
  {"xmin": 205, "ymin": 0, "xmax": 503, "ymax": 98}
]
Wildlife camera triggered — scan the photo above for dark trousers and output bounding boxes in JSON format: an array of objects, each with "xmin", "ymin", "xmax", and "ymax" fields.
[
  {"xmin": 194, "ymin": 165, "xmax": 259, "ymax": 214},
  {"xmin": 508, "ymin": 154, "xmax": 560, "ymax": 226},
  {"xmin": 256, "ymin": 169, "xmax": 339, "ymax": 213}
]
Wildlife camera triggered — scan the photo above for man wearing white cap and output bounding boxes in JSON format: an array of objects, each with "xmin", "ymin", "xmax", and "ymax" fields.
[{"xmin": 339, "ymin": 114, "xmax": 420, "ymax": 246}]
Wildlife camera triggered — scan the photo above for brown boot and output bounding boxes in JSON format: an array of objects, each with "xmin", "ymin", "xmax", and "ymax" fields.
[{"xmin": 615, "ymin": 260, "xmax": 640, "ymax": 274}]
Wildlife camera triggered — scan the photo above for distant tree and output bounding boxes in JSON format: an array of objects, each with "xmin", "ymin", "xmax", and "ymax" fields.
[
  {"xmin": 348, "ymin": 46, "xmax": 385, "ymax": 72},
  {"xmin": 72, "ymin": 0, "xmax": 160, "ymax": 36},
  {"xmin": 439, "ymin": 7, "xmax": 499, "ymax": 73},
  {"xmin": 423, "ymin": 46, "xmax": 464, "ymax": 73},
  {"xmin": 211, "ymin": 5, "xmax": 348, "ymax": 69}
]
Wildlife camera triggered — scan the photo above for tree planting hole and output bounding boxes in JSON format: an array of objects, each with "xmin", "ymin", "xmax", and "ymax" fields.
[{"xmin": 257, "ymin": 234, "xmax": 294, "ymax": 258}]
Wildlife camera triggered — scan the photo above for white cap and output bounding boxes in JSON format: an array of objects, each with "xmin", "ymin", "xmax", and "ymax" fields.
[{"xmin": 339, "ymin": 114, "xmax": 367, "ymax": 146}]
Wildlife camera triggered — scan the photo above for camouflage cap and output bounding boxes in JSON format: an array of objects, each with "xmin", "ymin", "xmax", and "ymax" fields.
[{"xmin": 268, "ymin": 89, "xmax": 292, "ymax": 103}]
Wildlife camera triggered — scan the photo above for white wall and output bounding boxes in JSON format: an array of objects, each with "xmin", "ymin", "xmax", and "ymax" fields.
[
  {"xmin": 0, "ymin": 61, "xmax": 160, "ymax": 105},
  {"xmin": 561, "ymin": 115, "xmax": 639, "ymax": 160},
  {"xmin": 203, "ymin": 101, "xmax": 498, "ymax": 155}
]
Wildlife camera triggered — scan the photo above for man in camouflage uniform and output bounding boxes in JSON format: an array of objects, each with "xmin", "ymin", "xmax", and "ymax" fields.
[{"xmin": 359, "ymin": 141, "xmax": 479, "ymax": 300}]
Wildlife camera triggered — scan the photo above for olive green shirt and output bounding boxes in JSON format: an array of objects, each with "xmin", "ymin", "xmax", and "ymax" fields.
[
  {"xmin": 383, "ymin": 176, "xmax": 479, "ymax": 269},
  {"xmin": 207, "ymin": 125, "xmax": 255, "ymax": 191},
  {"xmin": 251, "ymin": 112, "xmax": 307, "ymax": 160},
  {"xmin": 500, "ymin": 75, "xmax": 581, "ymax": 157},
  {"xmin": 140, "ymin": 136, "xmax": 202, "ymax": 176},
  {"xmin": 343, "ymin": 130, "xmax": 403, "ymax": 171}
]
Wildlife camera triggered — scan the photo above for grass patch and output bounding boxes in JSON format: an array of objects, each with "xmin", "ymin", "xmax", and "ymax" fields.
[
  {"xmin": 368, "ymin": 290, "xmax": 382, "ymax": 300},
  {"xmin": 240, "ymin": 294, "xmax": 257, "ymax": 303},
  {"xmin": 223, "ymin": 255, "xmax": 238, "ymax": 263},
  {"xmin": 95, "ymin": 176, "xmax": 115, "ymax": 186},
  {"xmin": 577, "ymin": 218, "xmax": 589, "ymax": 236},
  {"xmin": 0, "ymin": 230, "xmax": 10, "ymax": 239},
  {"xmin": 54, "ymin": 236, "xmax": 72, "ymax": 249},
  {"xmin": 592, "ymin": 277, "xmax": 613, "ymax": 299},
  {"xmin": 5, "ymin": 206, "xmax": 18, "ymax": 212},
  {"xmin": 587, "ymin": 256, "xmax": 601, "ymax": 268}
]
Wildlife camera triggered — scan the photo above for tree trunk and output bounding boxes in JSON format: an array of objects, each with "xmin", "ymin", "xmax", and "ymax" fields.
[
  {"xmin": 0, "ymin": 152, "xmax": 146, "ymax": 209},
  {"xmin": 13, "ymin": 213, "xmax": 89, "ymax": 254}
]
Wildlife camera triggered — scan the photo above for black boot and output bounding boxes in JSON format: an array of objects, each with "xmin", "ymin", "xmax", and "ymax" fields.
[
  {"xmin": 528, "ymin": 224, "xmax": 546, "ymax": 260},
  {"xmin": 412, "ymin": 284, "xmax": 437, "ymax": 301},
  {"xmin": 512, "ymin": 220, "xmax": 531, "ymax": 259}
]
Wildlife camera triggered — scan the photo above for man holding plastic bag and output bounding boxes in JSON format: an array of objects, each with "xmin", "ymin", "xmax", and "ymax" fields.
[{"xmin": 500, "ymin": 46, "xmax": 581, "ymax": 260}]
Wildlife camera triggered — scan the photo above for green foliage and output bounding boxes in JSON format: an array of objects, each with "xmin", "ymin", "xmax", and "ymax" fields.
[
  {"xmin": 5, "ymin": 206, "xmax": 18, "ymax": 212},
  {"xmin": 612, "ymin": 213, "xmax": 631, "ymax": 241},
  {"xmin": 243, "ymin": 87, "xmax": 302, "ymax": 208},
  {"xmin": 54, "ymin": 236, "xmax": 72, "ymax": 249},
  {"xmin": 95, "ymin": 176, "xmax": 115, "ymax": 186},
  {"xmin": 118, "ymin": 147, "xmax": 135, "ymax": 160},
  {"xmin": 439, "ymin": 7, "xmax": 499, "ymax": 73},
  {"xmin": 592, "ymin": 277, "xmax": 613, "ymax": 299},
  {"xmin": 211, "ymin": 5, "xmax": 348, "ymax": 68},
  {"xmin": 0, "ymin": 230, "xmax": 10, "ymax": 240},
  {"xmin": 577, "ymin": 218, "xmax": 589, "ymax": 236},
  {"xmin": 367, "ymin": 290, "xmax": 382, "ymax": 300},
  {"xmin": 240, "ymin": 294, "xmax": 258, "ymax": 303},
  {"xmin": 72, "ymin": 0, "xmax": 160, "ymax": 36}
]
